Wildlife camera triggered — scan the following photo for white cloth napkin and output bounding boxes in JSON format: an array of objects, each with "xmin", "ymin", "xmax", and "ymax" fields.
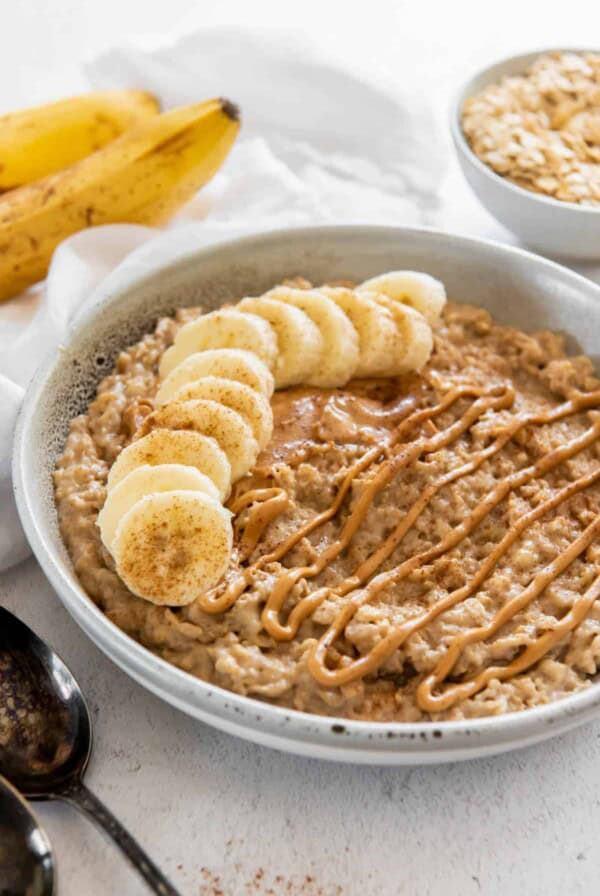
[{"xmin": 0, "ymin": 26, "xmax": 445, "ymax": 572}]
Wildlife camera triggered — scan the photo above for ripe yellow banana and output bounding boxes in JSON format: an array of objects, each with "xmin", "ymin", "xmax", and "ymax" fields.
[
  {"xmin": 0, "ymin": 97, "xmax": 240, "ymax": 303},
  {"xmin": 0, "ymin": 90, "xmax": 159, "ymax": 191}
]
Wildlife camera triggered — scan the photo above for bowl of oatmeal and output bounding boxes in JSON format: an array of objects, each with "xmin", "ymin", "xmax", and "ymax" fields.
[
  {"xmin": 13, "ymin": 225, "xmax": 600, "ymax": 763},
  {"xmin": 451, "ymin": 49, "xmax": 600, "ymax": 259}
]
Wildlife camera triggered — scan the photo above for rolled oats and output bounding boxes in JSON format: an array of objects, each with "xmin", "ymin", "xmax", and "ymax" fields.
[{"xmin": 462, "ymin": 52, "xmax": 600, "ymax": 206}]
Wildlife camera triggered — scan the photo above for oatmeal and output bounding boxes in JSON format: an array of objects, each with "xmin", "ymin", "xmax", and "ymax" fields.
[
  {"xmin": 462, "ymin": 52, "xmax": 600, "ymax": 205},
  {"xmin": 54, "ymin": 296, "xmax": 600, "ymax": 722}
]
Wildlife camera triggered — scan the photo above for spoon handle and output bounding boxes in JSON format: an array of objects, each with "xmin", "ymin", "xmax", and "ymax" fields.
[{"xmin": 62, "ymin": 782, "xmax": 181, "ymax": 896}]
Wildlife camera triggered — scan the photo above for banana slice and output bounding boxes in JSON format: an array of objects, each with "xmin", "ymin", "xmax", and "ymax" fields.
[
  {"xmin": 159, "ymin": 309, "xmax": 278, "ymax": 378},
  {"xmin": 107, "ymin": 429, "xmax": 231, "ymax": 500},
  {"xmin": 266, "ymin": 287, "xmax": 359, "ymax": 388},
  {"xmin": 98, "ymin": 463, "xmax": 220, "ymax": 553},
  {"xmin": 113, "ymin": 491, "xmax": 233, "ymax": 606},
  {"xmin": 171, "ymin": 376, "xmax": 273, "ymax": 449},
  {"xmin": 136, "ymin": 399, "xmax": 259, "ymax": 482},
  {"xmin": 320, "ymin": 287, "xmax": 402, "ymax": 378},
  {"xmin": 238, "ymin": 296, "xmax": 322, "ymax": 388},
  {"xmin": 156, "ymin": 348, "xmax": 274, "ymax": 405},
  {"xmin": 359, "ymin": 271, "xmax": 446, "ymax": 325},
  {"xmin": 369, "ymin": 293, "xmax": 433, "ymax": 374}
]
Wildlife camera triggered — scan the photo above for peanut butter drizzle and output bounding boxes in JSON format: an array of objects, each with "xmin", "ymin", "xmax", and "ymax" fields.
[
  {"xmin": 264, "ymin": 387, "xmax": 598, "ymax": 642},
  {"xmin": 262, "ymin": 388, "xmax": 517, "ymax": 640},
  {"xmin": 199, "ymin": 381, "xmax": 600, "ymax": 706},
  {"xmin": 308, "ymin": 462, "xmax": 600, "ymax": 688},
  {"xmin": 229, "ymin": 488, "xmax": 290, "ymax": 562},
  {"xmin": 308, "ymin": 407, "xmax": 600, "ymax": 689},
  {"xmin": 196, "ymin": 384, "xmax": 503, "ymax": 615},
  {"xmin": 417, "ymin": 518, "xmax": 600, "ymax": 712}
]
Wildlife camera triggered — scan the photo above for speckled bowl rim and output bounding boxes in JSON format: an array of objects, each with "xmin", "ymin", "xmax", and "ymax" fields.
[
  {"xmin": 13, "ymin": 224, "xmax": 600, "ymax": 764},
  {"xmin": 450, "ymin": 46, "xmax": 600, "ymax": 215}
]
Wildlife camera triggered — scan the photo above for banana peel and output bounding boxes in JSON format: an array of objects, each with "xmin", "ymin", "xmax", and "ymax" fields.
[
  {"xmin": 0, "ymin": 90, "xmax": 159, "ymax": 191},
  {"xmin": 0, "ymin": 98, "xmax": 240, "ymax": 302}
]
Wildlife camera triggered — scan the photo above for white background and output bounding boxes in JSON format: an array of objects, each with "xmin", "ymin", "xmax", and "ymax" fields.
[{"xmin": 2, "ymin": 1, "xmax": 600, "ymax": 894}]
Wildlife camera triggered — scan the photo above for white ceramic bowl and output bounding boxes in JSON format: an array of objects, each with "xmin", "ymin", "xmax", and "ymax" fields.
[
  {"xmin": 451, "ymin": 48, "xmax": 600, "ymax": 259},
  {"xmin": 13, "ymin": 225, "xmax": 600, "ymax": 764}
]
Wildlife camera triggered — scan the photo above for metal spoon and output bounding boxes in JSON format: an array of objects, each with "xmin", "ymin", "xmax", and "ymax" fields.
[
  {"xmin": 0, "ymin": 774, "xmax": 54, "ymax": 896},
  {"xmin": 0, "ymin": 607, "xmax": 180, "ymax": 896}
]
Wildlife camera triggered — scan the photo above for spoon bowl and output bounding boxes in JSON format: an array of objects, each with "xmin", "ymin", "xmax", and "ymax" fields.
[
  {"xmin": 0, "ymin": 606, "xmax": 90, "ymax": 799},
  {"xmin": 0, "ymin": 607, "xmax": 179, "ymax": 896},
  {"xmin": 0, "ymin": 775, "xmax": 54, "ymax": 896}
]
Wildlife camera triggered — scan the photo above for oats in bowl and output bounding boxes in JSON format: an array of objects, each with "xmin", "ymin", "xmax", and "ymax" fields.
[
  {"xmin": 54, "ymin": 273, "xmax": 600, "ymax": 723},
  {"xmin": 462, "ymin": 51, "xmax": 600, "ymax": 206}
]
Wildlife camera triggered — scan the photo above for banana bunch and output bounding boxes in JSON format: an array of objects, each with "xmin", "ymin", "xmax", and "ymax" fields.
[
  {"xmin": 98, "ymin": 272, "xmax": 446, "ymax": 607},
  {"xmin": 0, "ymin": 96, "xmax": 240, "ymax": 302}
]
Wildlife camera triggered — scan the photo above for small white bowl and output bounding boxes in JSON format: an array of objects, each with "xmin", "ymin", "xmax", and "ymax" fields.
[{"xmin": 451, "ymin": 48, "xmax": 600, "ymax": 260}]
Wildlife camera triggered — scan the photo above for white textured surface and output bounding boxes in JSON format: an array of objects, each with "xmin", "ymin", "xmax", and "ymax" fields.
[{"xmin": 3, "ymin": 1, "xmax": 600, "ymax": 894}]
